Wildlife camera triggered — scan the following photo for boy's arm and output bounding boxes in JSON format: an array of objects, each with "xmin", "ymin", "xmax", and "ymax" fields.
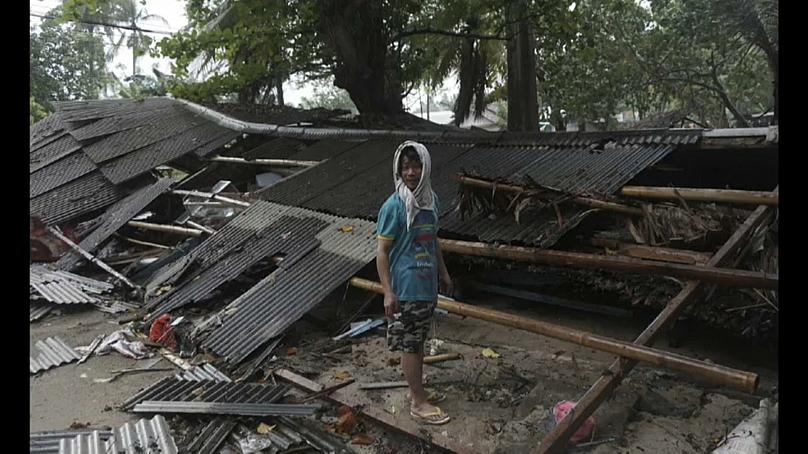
[
  {"xmin": 377, "ymin": 239, "xmax": 398, "ymax": 318},
  {"xmin": 436, "ymin": 240, "xmax": 453, "ymax": 296}
]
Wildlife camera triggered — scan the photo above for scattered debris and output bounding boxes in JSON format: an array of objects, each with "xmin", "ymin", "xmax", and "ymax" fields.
[
  {"xmin": 333, "ymin": 318, "xmax": 385, "ymax": 340},
  {"xmin": 482, "ymin": 348, "xmax": 501, "ymax": 359},
  {"xmin": 87, "ymin": 329, "xmax": 151, "ymax": 360}
]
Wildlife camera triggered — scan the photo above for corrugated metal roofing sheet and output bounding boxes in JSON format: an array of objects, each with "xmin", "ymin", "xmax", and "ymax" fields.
[
  {"xmin": 30, "ymin": 133, "xmax": 83, "ymax": 173},
  {"xmin": 69, "ymin": 104, "xmax": 178, "ymax": 142},
  {"xmin": 30, "ymin": 151, "xmax": 98, "ymax": 198},
  {"xmin": 257, "ymin": 140, "xmax": 398, "ymax": 207},
  {"xmin": 30, "ymin": 266, "xmax": 113, "ymax": 304},
  {"xmin": 132, "ymin": 401, "xmax": 320, "ymax": 417},
  {"xmin": 147, "ymin": 215, "xmax": 329, "ymax": 317},
  {"xmin": 56, "ymin": 98, "xmax": 176, "ymax": 122},
  {"xmin": 82, "ymin": 107, "xmax": 203, "ymax": 164},
  {"xmin": 176, "ymin": 363, "xmax": 231, "ymax": 382},
  {"xmin": 30, "ymin": 303, "xmax": 54, "ymax": 322},
  {"xmin": 30, "ymin": 428, "xmax": 113, "ymax": 454},
  {"xmin": 286, "ymin": 139, "xmax": 362, "ymax": 161},
  {"xmin": 202, "ymin": 202, "xmax": 377, "ymax": 365},
  {"xmin": 183, "ymin": 419, "xmax": 236, "ymax": 454},
  {"xmin": 30, "ymin": 172, "xmax": 124, "ymax": 226},
  {"xmin": 440, "ymin": 205, "xmax": 592, "ymax": 248},
  {"xmin": 105, "ymin": 415, "xmax": 178, "ymax": 454},
  {"xmin": 120, "ymin": 377, "xmax": 289, "ymax": 411},
  {"xmin": 30, "ymin": 337, "xmax": 82, "ymax": 374},
  {"xmin": 56, "ymin": 179, "xmax": 174, "ymax": 271},
  {"xmin": 241, "ymin": 137, "xmax": 306, "ymax": 160},
  {"xmin": 54, "ymin": 415, "xmax": 177, "ymax": 454},
  {"xmin": 99, "ymin": 125, "xmax": 239, "ymax": 184},
  {"xmin": 303, "ymin": 143, "xmax": 474, "ymax": 219}
]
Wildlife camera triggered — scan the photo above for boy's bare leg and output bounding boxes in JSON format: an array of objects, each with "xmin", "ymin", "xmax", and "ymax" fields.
[{"xmin": 402, "ymin": 352, "xmax": 438, "ymax": 413}]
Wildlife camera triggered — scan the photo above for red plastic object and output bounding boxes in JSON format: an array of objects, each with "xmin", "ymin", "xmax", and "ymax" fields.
[
  {"xmin": 553, "ymin": 400, "xmax": 596, "ymax": 445},
  {"xmin": 149, "ymin": 314, "xmax": 177, "ymax": 349}
]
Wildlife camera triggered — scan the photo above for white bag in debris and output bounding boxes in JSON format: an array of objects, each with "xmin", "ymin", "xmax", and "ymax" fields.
[{"xmin": 77, "ymin": 330, "xmax": 151, "ymax": 360}]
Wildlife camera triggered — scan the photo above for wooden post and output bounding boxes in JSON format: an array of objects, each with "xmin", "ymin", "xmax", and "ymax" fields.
[
  {"xmin": 439, "ymin": 239, "xmax": 777, "ymax": 290},
  {"xmin": 620, "ymin": 186, "xmax": 778, "ymax": 206},
  {"xmin": 537, "ymin": 188, "xmax": 777, "ymax": 453},
  {"xmin": 349, "ymin": 277, "xmax": 758, "ymax": 392},
  {"xmin": 47, "ymin": 227, "xmax": 140, "ymax": 290}
]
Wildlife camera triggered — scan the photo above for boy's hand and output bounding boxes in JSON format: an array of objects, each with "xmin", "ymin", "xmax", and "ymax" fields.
[
  {"xmin": 384, "ymin": 292, "xmax": 399, "ymax": 319},
  {"xmin": 440, "ymin": 273, "xmax": 454, "ymax": 297}
]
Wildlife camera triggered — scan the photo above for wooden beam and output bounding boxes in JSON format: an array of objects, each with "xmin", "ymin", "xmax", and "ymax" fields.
[
  {"xmin": 458, "ymin": 175, "xmax": 643, "ymax": 216},
  {"xmin": 349, "ymin": 278, "xmax": 758, "ymax": 392},
  {"xmin": 127, "ymin": 221, "xmax": 205, "ymax": 237},
  {"xmin": 439, "ymin": 239, "xmax": 777, "ymax": 290},
  {"xmin": 275, "ymin": 369, "xmax": 479, "ymax": 454},
  {"xmin": 208, "ymin": 156, "xmax": 320, "ymax": 167},
  {"xmin": 620, "ymin": 186, "xmax": 778, "ymax": 206},
  {"xmin": 537, "ymin": 188, "xmax": 777, "ymax": 453},
  {"xmin": 589, "ymin": 238, "xmax": 711, "ymax": 265},
  {"xmin": 423, "ymin": 353, "xmax": 462, "ymax": 364}
]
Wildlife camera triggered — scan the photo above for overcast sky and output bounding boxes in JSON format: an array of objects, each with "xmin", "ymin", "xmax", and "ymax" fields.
[{"xmin": 30, "ymin": 0, "xmax": 444, "ymax": 113}]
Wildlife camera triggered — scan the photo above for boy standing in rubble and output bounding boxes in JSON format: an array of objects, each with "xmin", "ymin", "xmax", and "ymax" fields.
[{"xmin": 376, "ymin": 141, "xmax": 453, "ymax": 425}]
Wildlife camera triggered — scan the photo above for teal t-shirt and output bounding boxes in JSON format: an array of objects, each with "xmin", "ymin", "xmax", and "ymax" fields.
[{"xmin": 377, "ymin": 193, "xmax": 440, "ymax": 302}]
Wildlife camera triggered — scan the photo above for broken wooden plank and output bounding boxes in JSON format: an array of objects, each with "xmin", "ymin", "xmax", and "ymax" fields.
[
  {"xmin": 620, "ymin": 186, "xmax": 778, "ymax": 206},
  {"xmin": 358, "ymin": 381, "xmax": 410, "ymax": 390},
  {"xmin": 297, "ymin": 379, "xmax": 357, "ymax": 403},
  {"xmin": 589, "ymin": 238, "xmax": 711, "ymax": 265},
  {"xmin": 439, "ymin": 239, "xmax": 777, "ymax": 290},
  {"xmin": 537, "ymin": 188, "xmax": 777, "ymax": 453},
  {"xmin": 275, "ymin": 369, "xmax": 479, "ymax": 454},
  {"xmin": 350, "ymin": 278, "xmax": 758, "ymax": 392}
]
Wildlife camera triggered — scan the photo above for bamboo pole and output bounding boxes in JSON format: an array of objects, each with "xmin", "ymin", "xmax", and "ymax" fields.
[
  {"xmin": 537, "ymin": 187, "xmax": 777, "ymax": 453},
  {"xmin": 589, "ymin": 238, "xmax": 711, "ymax": 265},
  {"xmin": 127, "ymin": 221, "xmax": 205, "ymax": 237},
  {"xmin": 620, "ymin": 186, "xmax": 778, "ymax": 206},
  {"xmin": 47, "ymin": 227, "xmax": 139, "ymax": 290},
  {"xmin": 458, "ymin": 175, "xmax": 643, "ymax": 216},
  {"xmin": 349, "ymin": 277, "xmax": 758, "ymax": 392},
  {"xmin": 208, "ymin": 156, "xmax": 320, "ymax": 168},
  {"xmin": 439, "ymin": 239, "xmax": 777, "ymax": 290}
]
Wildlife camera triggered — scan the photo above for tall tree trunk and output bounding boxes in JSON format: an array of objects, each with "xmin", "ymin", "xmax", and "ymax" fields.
[
  {"xmin": 275, "ymin": 74, "xmax": 285, "ymax": 106},
  {"xmin": 318, "ymin": 0, "xmax": 403, "ymax": 118},
  {"xmin": 506, "ymin": 1, "xmax": 538, "ymax": 131}
]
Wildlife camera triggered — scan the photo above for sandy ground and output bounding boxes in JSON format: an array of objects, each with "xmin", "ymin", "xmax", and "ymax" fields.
[{"xmin": 30, "ymin": 293, "xmax": 778, "ymax": 453}]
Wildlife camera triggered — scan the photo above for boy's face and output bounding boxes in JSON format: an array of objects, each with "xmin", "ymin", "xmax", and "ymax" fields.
[{"xmin": 400, "ymin": 155, "xmax": 423, "ymax": 191}]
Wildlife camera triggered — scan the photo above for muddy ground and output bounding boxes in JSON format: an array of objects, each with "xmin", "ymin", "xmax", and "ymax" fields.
[{"xmin": 30, "ymin": 291, "xmax": 778, "ymax": 453}]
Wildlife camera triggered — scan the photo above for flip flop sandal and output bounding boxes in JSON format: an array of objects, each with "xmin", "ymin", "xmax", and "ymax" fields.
[
  {"xmin": 410, "ymin": 407, "xmax": 451, "ymax": 425},
  {"xmin": 407, "ymin": 390, "xmax": 447, "ymax": 404}
]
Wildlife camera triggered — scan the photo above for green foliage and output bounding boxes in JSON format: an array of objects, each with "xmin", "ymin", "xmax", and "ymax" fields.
[
  {"xmin": 299, "ymin": 80, "xmax": 357, "ymax": 113},
  {"xmin": 30, "ymin": 97, "xmax": 49, "ymax": 125},
  {"xmin": 30, "ymin": 12, "xmax": 109, "ymax": 112}
]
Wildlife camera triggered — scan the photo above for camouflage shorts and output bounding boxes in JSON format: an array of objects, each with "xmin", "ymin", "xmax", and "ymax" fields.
[{"xmin": 387, "ymin": 300, "xmax": 437, "ymax": 354}]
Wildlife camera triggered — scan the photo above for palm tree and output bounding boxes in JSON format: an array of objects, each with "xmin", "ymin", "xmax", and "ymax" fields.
[{"xmin": 106, "ymin": 0, "xmax": 170, "ymax": 77}]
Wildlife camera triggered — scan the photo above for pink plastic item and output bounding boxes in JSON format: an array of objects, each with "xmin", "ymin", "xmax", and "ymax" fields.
[{"xmin": 552, "ymin": 400, "xmax": 596, "ymax": 445}]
